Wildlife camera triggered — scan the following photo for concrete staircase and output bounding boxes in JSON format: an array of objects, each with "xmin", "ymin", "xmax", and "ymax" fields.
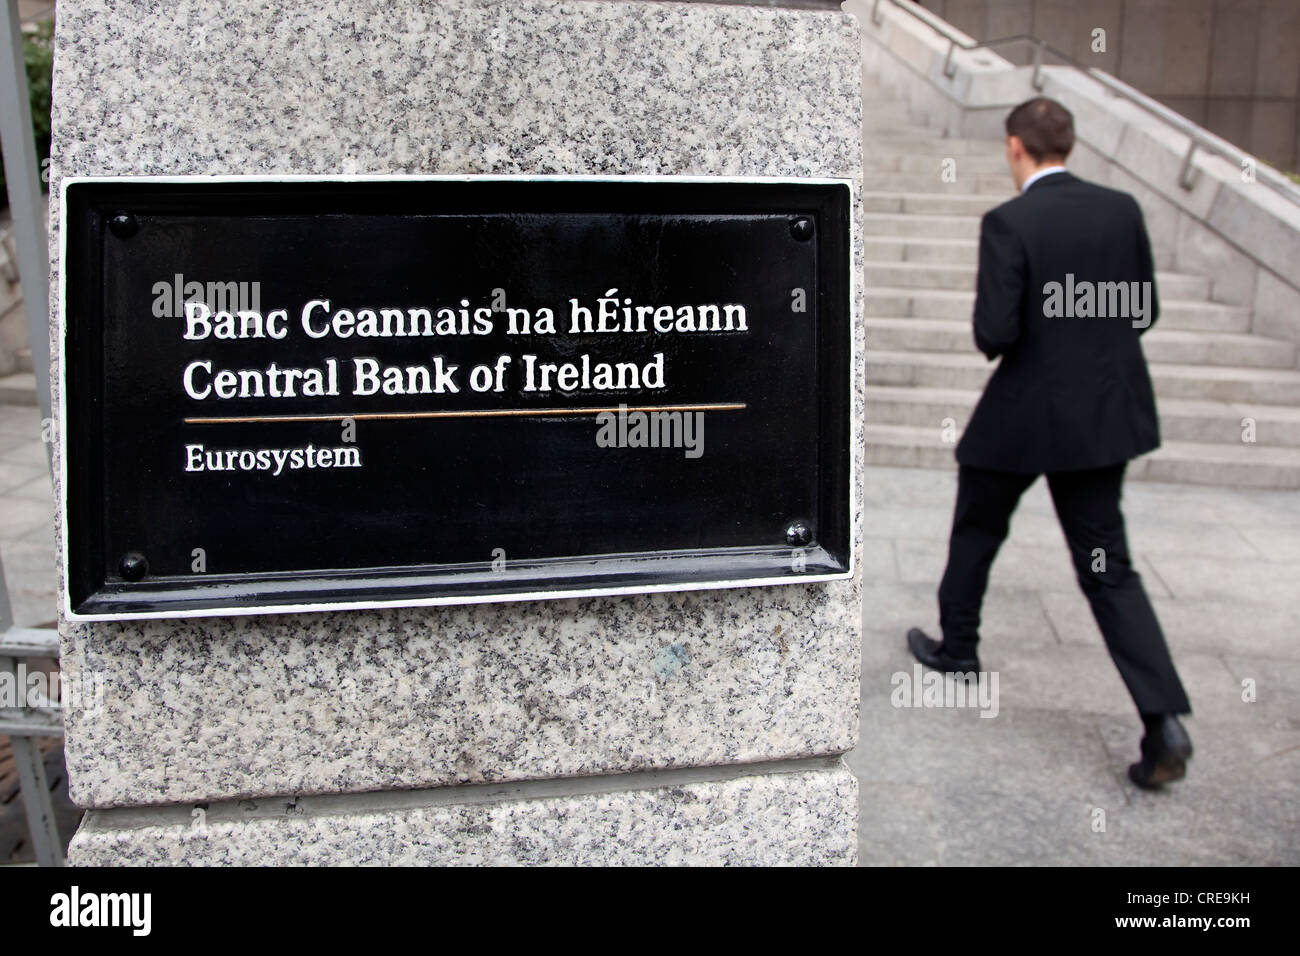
[{"xmin": 861, "ymin": 76, "xmax": 1300, "ymax": 488}]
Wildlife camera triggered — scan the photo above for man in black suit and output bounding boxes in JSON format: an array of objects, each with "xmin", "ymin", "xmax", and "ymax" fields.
[{"xmin": 907, "ymin": 97, "xmax": 1193, "ymax": 789}]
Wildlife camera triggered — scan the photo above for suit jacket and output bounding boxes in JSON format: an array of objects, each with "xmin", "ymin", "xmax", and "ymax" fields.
[{"xmin": 956, "ymin": 171, "xmax": 1161, "ymax": 474}]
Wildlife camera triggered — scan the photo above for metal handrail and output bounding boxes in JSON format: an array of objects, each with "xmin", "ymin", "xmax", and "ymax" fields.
[{"xmin": 869, "ymin": 0, "xmax": 1300, "ymax": 206}]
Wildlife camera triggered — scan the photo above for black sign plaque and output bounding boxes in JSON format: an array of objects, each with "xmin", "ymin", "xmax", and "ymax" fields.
[{"xmin": 59, "ymin": 177, "xmax": 852, "ymax": 619}]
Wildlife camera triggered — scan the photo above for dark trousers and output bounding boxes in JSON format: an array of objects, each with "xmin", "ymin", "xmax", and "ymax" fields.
[{"xmin": 938, "ymin": 462, "xmax": 1191, "ymax": 716}]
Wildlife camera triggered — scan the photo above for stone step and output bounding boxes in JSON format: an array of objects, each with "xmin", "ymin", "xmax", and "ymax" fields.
[
  {"xmin": 865, "ymin": 135, "xmax": 1004, "ymax": 156},
  {"xmin": 15, "ymin": 347, "xmax": 33, "ymax": 374},
  {"xmin": 862, "ymin": 258, "xmax": 1212, "ymax": 300},
  {"xmin": 1146, "ymin": 300, "xmax": 1252, "ymax": 332},
  {"xmin": 862, "ymin": 170, "xmax": 1014, "ymax": 195},
  {"xmin": 864, "ymin": 287, "xmax": 986, "ymax": 317},
  {"xmin": 867, "ymin": 317, "xmax": 973, "ymax": 351},
  {"xmin": 864, "ymin": 236, "xmax": 981, "ymax": 265},
  {"xmin": 865, "ymin": 261, "xmax": 977, "ymax": 291},
  {"xmin": 1134, "ymin": 439, "xmax": 1300, "ymax": 488},
  {"xmin": 1146, "ymin": 329, "xmax": 1297, "ymax": 368},
  {"xmin": 862, "ymin": 191, "xmax": 1003, "ymax": 217},
  {"xmin": 852, "ymin": 82, "xmax": 1300, "ymax": 488},
  {"xmin": 864, "ymin": 287, "xmax": 1252, "ymax": 332},
  {"xmin": 1155, "ymin": 398, "xmax": 1300, "ymax": 447},
  {"xmin": 865, "ymin": 317, "xmax": 1296, "ymax": 368},
  {"xmin": 866, "ymin": 349, "xmax": 1300, "ymax": 404},
  {"xmin": 861, "ymin": 123, "xmax": 939, "ymax": 138},
  {"xmin": 864, "ymin": 385, "xmax": 1300, "ymax": 448},
  {"xmin": 867, "ymin": 348, "xmax": 993, "ymax": 391},
  {"xmin": 864, "ymin": 423, "xmax": 1300, "ymax": 488},
  {"xmin": 0, "ymin": 371, "xmax": 37, "ymax": 406},
  {"xmin": 862, "ymin": 212, "xmax": 981, "ymax": 239},
  {"xmin": 1152, "ymin": 363, "xmax": 1300, "ymax": 404},
  {"xmin": 866, "ymin": 384, "xmax": 978, "ymax": 429},
  {"xmin": 861, "ymin": 115, "xmax": 930, "ymax": 132},
  {"xmin": 1159, "ymin": 273, "xmax": 1216, "ymax": 301},
  {"xmin": 860, "ymin": 101, "xmax": 922, "ymax": 124},
  {"xmin": 864, "ymin": 422, "xmax": 959, "ymax": 470},
  {"xmin": 864, "ymin": 153, "xmax": 1011, "ymax": 175}
]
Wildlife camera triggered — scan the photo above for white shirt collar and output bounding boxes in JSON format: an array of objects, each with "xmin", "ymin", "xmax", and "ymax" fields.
[{"xmin": 1021, "ymin": 165, "xmax": 1067, "ymax": 193}]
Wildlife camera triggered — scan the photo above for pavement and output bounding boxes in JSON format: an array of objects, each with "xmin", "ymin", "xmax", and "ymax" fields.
[
  {"xmin": 849, "ymin": 464, "xmax": 1300, "ymax": 866},
  {"xmin": 0, "ymin": 402, "xmax": 53, "ymax": 628},
  {"xmin": 1, "ymin": 396, "xmax": 1298, "ymax": 864}
]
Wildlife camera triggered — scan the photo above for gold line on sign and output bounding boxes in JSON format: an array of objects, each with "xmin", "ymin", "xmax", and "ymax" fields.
[{"xmin": 183, "ymin": 403, "xmax": 747, "ymax": 425}]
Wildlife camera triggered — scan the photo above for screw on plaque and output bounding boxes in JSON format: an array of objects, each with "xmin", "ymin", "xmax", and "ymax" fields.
[
  {"xmin": 790, "ymin": 217, "xmax": 814, "ymax": 241},
  {"xmin": 785, "ymin": 520, "xmax": 812, "ymax": 547},
  {"xmin": 118, "ymin": 552, "xmax": 148, "ymax": 581},
  {"xmin": 108, "ymin": 212, "xmax": 138, "ymax": 238}
]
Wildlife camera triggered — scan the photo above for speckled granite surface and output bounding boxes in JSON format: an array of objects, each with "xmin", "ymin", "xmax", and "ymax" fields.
[
  {"xmin": 69, "ymin": 763, "xmax": 858, "ymax": 865},
  {"xmin": 50, "ymin": 0, "xmax": 865, "ymax": 810}
]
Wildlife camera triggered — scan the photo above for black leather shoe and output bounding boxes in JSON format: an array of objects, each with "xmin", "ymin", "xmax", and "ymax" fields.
[
  {"xmin": 906, "ymin": 627, "xmax": 980, "ymax": 674},
  {"xmin": 1128, "ymin": 715, "xmax": 1193, "ymax": 789}
]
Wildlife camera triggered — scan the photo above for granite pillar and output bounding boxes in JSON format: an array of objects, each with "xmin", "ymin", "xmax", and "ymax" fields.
[{"xmin": 50, "ymin": 0, "xmax": 864, "ymax": 865}]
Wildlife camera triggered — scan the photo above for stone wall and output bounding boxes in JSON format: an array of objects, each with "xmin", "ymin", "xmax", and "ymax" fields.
[{"xmin": 917, "ymin": 0, "xmax": 1300, "ymax": 173}]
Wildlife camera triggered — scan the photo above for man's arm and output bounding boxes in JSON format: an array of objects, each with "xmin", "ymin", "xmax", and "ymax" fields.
[
  {"xmin": 972, "ymin": 208, "xmax": 1027, "ymax": 359},
  {"xmin": 1133, "ymin": 195, "xmax": 1159, "ymax": 335}
]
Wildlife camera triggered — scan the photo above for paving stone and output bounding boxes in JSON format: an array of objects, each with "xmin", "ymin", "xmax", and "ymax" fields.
[
  {"xmin": 7, "ymin": 475, "xmax": 54, "ymax": 501},
  {"xmin": 0, "ymin": 537, "xmax": 57, "ymax": 626},
  {"xmin": 862, "ymin": 581, "xmax": 1059, "ymax": 658},
  {"xmin": 861, "ymin": 537, "xmax": 899, "ymax": 582},
  {"xmin": 1218, "ymin": 655, "xmax": 1300, "ymax": 731},
  {"xmin": 0, "ymin": 459, "xmax": 45, "ymax": 494},
  {"xmin": 0, "ymin": 406, "xmax": 43, "ymax": 438},
  {"xmin": 851, "ymin": 697, "xmax": 1122, "ymax": 797},
  {"xmin": 1125, "ymin": 481, "xmax": 1300, "ymax": 530},
  {"xmin": 894, "ymin": 535, "xmax": 1174, "ymax": 598},
  {"xmin": 862, "ymin": 501, "xmax": 954, "ymax": 540},
  {"xmin": 1233, "ymin": 523, "xmax": 1300, "ymax": 562},
  {"xmin": 929, "ymin": 784, "xmax": 1127, "ymax": 866},
  {"xmin": 0, "ymin": 434, "xmax": 27, "ymax": 456},
  {"xmin": 21, "ymin": 519, "xmax": 55, "ymax": 546},
  {"xmin": 862, "ymin": 465, "xmax": 959, "ymax": 508},
  {"xmin": 988, "ymin": 644, "xmax": 1243, "ymax": 724},
  {"xmin": 0, "ymin": 439, "xmax": 50, "ymax": 468},
  {"xmin": 1041, "ymin": 588, "xmax": 1300, "ymax": 660},
  {"xmin": 856, "ymin": 781, "xmax": 940, "ymax": 866},
  {"xmin": 0, "ymin": 494, "xmax": 53, "ymax": 539},
  {"xmin": 1094, "ymin": 714, "xmax": 1299, "ymax": 865},
  {"xmin": 1144, "ymin": 553, "xmax": 1300, "ymax": 605}
]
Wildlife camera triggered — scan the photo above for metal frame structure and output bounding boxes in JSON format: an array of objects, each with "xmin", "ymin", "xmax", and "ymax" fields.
[
  {"xmin": 0, "ymin": 0, "xmax": 61, "ymax": 866},
  {"xmin": 870, "ymin": 0, "xmax": 1300, "ymax": 202}
]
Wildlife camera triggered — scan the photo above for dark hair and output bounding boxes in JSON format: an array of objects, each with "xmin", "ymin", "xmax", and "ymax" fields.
[{"xmin": 1005, "ymin": 97, "xmax": 1075, "ymax": 162}]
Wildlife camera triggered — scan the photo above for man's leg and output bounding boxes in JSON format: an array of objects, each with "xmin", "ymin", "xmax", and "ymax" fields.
[
  {"xmin": 1045, "ymin": 464, "xmax": 1191, "ymax": 716},
  {"xmin": 937, "ymin": 464, "xmax": 1037, "ymax": 660}
]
